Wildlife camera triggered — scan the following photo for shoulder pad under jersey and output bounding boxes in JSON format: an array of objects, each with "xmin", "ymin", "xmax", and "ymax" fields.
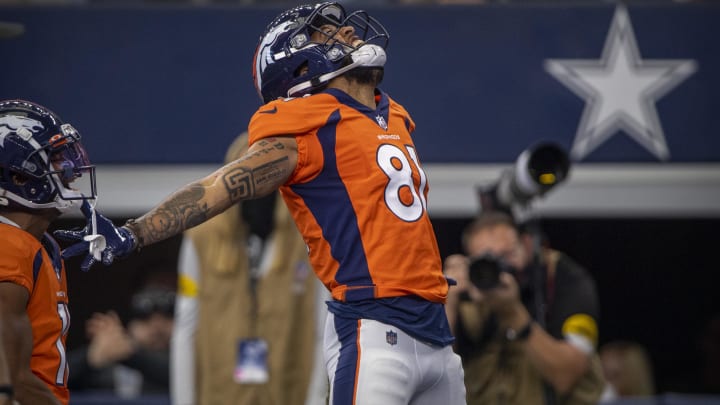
[{"xmin": 249, "ymin": 94, "xmax": 338, "ymax": 144}]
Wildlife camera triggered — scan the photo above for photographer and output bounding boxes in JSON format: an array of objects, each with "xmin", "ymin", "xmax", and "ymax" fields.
[{"xmin": 444, "ymin": 211, "xmax": 605, "ymax": 405}]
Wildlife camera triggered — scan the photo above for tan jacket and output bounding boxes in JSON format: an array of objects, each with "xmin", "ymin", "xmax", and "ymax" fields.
[
  {"xmin": 187, "ymin": 134, "xmax": 324, "ymax": 405},
  {"xmin": 459, "ymin": 291, "xmax": 604, "ymax": 405},
  {"xmin": 190, "ymin": 187, "xmax": 318, "ymax": 405}
]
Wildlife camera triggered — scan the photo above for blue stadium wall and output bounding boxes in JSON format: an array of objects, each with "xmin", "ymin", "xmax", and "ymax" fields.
[{"xmin": 1, "ymin": 3, "xmax": 719, "ymax": 217}]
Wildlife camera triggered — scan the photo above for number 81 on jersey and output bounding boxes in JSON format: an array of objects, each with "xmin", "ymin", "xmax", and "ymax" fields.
[{"xmin": 377, "ymin": 144, "xmax": 428, "ymax": 222}]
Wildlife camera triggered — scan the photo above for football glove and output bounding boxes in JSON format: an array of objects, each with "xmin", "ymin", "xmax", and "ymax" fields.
[{"xmin": 54, "ymin": 201, "xmax": 137, "ymax": 271}]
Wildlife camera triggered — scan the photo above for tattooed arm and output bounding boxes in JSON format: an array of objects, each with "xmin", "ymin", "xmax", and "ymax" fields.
[{"xmin": 127, "ymin": 136, "xmax": 297, "ymax": 248}]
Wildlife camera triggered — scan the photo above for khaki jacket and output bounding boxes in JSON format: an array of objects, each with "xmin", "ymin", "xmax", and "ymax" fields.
[
  {"xmin": 190, "ymin": 195, "xmax": 318, "ymax": 405},
  {"xmin": 459, "ymin": 293, "xmax": 604, "ymax": 405}
]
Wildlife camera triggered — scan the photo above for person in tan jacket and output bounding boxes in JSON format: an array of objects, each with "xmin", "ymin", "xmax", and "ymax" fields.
[
  {"xmin": 170, "ymin": 133, "xmax": 328, "ymax": 405},
  {"xmin": 444, "ymin": 211, "xmax": 605, "ymax": 405}
]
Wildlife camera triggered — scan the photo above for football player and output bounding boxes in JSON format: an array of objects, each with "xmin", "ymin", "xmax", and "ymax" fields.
[
  {"xmin": 57, "ymin": 3, "xmax": 467, "ymax": 404},
  {"xmin": 0, "ymin": 99, "xmax": 97, "ymax": 405}
]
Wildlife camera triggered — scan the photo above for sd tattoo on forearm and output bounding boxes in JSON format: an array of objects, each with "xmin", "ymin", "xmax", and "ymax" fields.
[
  {"xmin": 223, "ymin": 156, "xmax": 289, "ymax": 202},
  {"xmin": 135, "ymin": 138, "xmax": 290, "ymax": 245}
]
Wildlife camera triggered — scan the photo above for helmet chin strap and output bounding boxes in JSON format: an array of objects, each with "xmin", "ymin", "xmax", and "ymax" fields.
[
  {"xmin": 1, "ymin": 189, "xmax": 79, "ymax": 212},
  {"xmin": 350, "ymin": 43, "xmax": 386, "ymax": 68},
  {"xmin": 287, "ymin": 44, "xmax": 387, "ymax": 97},
  {"xmin": 54, "ymin": 198, "xmax": 80, "ymax": 213},
  {"xmin": 50, "ymin": 188, "xmax": 104, "ymax": 260}
]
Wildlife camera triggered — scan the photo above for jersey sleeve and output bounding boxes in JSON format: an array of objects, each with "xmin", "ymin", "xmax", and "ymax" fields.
[
  {"xmin": 286, "ymin": 132, "xmax": 324, "ymax": 185},
  {"xmin": 248, "ymin": 95, "xmax": 333, "ymax": 186},
  {"xmin": 0, "ymin": 227, "xmax": 36, "ymax": 294},
  {"xmin": 248, "ymin": 95, "xmax": 333, "ymax": 144}
]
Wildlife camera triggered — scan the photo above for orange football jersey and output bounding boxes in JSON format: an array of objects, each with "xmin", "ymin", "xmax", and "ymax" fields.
[
  {"xmin": 0, "ymin": 223, "xmax": 70, "ymax": 405},
  {"xmin": 249, "ymin": 89, "xmax": 448, "ymax": 303}
]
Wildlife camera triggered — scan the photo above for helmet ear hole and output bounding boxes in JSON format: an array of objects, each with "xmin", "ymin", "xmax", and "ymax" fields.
[
  {"xmin": 294, "ymin": 62, "xmax": 310, "ymax": 78},
  {"xmin": 12, "ymin": 172, "xmax": 29, "ymax": 186}
]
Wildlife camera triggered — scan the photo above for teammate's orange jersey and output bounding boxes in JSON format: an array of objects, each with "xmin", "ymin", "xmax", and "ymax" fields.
[
  {"xmin": 249, "ymin": 88, "xmax": 448, "ymax": 303},
  {"xmin": 0, "ymin": 223, "xmax": 70, "ymax": 405}
]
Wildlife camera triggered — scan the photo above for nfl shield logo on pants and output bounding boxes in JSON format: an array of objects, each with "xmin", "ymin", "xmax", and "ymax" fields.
[{"xmin": 386, "ymin": 330, "xmax": 398, "ymax": 346}]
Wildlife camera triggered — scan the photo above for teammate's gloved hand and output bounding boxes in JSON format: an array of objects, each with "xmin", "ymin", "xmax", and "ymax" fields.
[{"xmin": 53, "ymin": 201, "xmax": 137, "ymax": 271}]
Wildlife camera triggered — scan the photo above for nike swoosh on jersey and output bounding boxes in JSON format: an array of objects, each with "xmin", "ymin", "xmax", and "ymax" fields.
[{"xmin": 259, "ymin": 106, "xmax": 278, "ymax": 114}]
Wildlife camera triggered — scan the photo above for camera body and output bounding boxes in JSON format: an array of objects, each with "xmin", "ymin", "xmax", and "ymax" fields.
[{"xmin": 467, "ymin": 253, "xmax": 516, "ymax": 290}]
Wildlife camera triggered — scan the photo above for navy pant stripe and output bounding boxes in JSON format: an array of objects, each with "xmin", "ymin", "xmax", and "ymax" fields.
[{"xmin": 332, "ymin": 316, "xmax": 361, "ymax": 405}]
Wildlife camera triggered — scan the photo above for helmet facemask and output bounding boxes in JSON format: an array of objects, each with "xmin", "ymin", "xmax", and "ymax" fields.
[
  {"xmin": 301, "ymin": 5, "xmax": 389, "ymax": 58},
  {"xmin": 41, "ymin": 124, "xmax": 96, "ymax": 207}
]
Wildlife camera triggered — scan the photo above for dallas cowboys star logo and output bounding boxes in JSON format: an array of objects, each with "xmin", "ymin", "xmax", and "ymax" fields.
[{"xmin": 544, "ymin": 6, "xmax": 697, "ymax": 161}]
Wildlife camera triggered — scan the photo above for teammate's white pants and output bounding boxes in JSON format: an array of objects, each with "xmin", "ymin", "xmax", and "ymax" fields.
[{"xmin": 324, "ymin": 312, "xmax": 466, "ymax": 405}]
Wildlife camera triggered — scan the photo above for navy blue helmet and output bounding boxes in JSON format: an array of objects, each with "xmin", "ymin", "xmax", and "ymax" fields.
[
  {"xmin": 0, "ymin": 99, "xmax": 96, "ymax": 212},
  {"xmin": 253, "ymin": 2, "xmax": 389, "ymax": 103}
]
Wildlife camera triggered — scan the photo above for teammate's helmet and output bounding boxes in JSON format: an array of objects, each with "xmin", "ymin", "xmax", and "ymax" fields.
[
  {"xmin": 0, "ymin": 99, "xmax": 96, "ymax": 212},
  {"xmin": 253, "ymin": 2, "xmax": 389, "ymax": 103}
]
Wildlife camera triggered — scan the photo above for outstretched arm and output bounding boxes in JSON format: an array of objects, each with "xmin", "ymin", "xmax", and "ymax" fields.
[
  {"xmin": 56, "ymin": 136, "xmax": 298, "ymax": 269},
  {"xmin": 127, "ymin": 136, "xmax": 297, "ymax": 248}
]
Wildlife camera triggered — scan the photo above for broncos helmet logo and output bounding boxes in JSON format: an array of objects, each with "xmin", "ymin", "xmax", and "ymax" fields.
[
  {"xmin": 253, "ymin": 18, "xmax": 298, "ymax": 98},
  {"xmin": 0, "ymin": 115, "xmax": 44, "ymax": 148}
]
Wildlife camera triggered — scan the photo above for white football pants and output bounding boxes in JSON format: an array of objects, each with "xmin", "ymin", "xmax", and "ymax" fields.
[{"xmin": 324, "ymin": 312, "xmax": 467, "ymax": 405}]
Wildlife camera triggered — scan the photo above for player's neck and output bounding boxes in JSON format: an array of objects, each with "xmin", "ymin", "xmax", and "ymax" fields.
[
  {"xmin": 1, "ymin": 211, "xmax": 52, "ymax": 240},
  {"xmin": 329, "ymin": 79, "xmax": 376, "ymax": 110}
]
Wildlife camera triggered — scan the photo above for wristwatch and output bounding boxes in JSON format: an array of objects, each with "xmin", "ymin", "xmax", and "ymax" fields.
[{"xmin": 505, "ymin": 321, "xmax": 533, "ymax": 342}]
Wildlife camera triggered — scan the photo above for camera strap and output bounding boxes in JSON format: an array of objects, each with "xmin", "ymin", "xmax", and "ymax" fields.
[
  {"xmin": 532, "ymin": 260, "xmax": 547, "ymax": 328},
  {"xmin": 533, "ymin": 249, "xmax": 558, "ymax": 405}
]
